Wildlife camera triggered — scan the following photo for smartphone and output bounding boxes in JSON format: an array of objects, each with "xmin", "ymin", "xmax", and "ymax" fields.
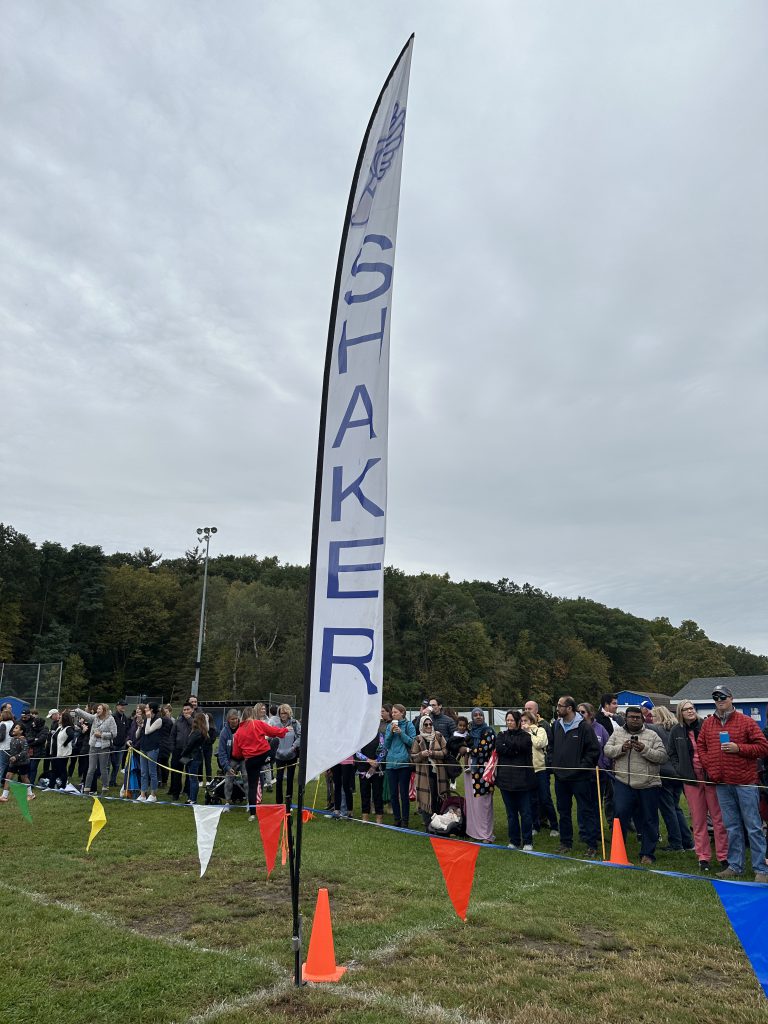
[{"xmin": 719, "ymin": 731, "xmax": 730, "ymax": 745}]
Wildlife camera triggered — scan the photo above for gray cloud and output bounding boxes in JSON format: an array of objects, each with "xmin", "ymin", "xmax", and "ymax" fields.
[{"xmin": 2, "ymin": 1, "xmax": 766, "ymax": 653}]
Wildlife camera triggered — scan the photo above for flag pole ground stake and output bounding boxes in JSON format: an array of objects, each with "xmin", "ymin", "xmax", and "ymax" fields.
[{"xmin": 302, "ymin": 888, "xmax": 346, "ymax": 983}]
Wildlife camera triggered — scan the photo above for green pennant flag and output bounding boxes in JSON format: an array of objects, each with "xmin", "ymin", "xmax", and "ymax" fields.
[{"xmin": 8, "ymin": 780, "xmax": 33, "ymax": 823}]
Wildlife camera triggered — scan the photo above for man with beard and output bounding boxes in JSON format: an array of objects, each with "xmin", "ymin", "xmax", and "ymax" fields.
[
  {"xmin": 550, "ymin": 696, "xmax": 600, "ymax": 857},
  {"xmin": 604, "ymin": 705, "xmax": 667, "ymax": 865}
]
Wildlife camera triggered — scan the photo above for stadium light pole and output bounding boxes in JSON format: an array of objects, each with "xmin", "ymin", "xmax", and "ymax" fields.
[{"xmin": 192, "ymin": 526, "xmax": 217, "ymax": 698}]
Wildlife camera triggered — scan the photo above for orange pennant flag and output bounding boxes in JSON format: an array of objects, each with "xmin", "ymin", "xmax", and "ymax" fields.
[
  {"xmin": 255, "ymin": 804, "xmax": 286, "ymax": 876},
  {"xmin": 430, "ymin": 837, "xmax": 479, "ymax": 921}
]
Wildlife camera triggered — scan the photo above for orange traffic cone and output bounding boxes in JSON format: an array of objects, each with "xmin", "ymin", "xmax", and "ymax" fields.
[
  {"xmin": 608, "ymin": 818, "xmax": 631, "ymax": 866},
  {"xmin": 302, "ymin": 888, "xmax": 346, "ymax": 983}
]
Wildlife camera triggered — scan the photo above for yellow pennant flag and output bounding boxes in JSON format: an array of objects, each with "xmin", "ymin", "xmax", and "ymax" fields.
[{"xmin": 87, "ymin": 797, "xmax": 107, "ymax": 852}]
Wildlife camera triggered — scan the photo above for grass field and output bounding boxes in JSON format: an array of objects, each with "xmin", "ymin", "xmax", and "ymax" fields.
[{"xmin": 2, "ymin": 785, "xmax": 766, "ymax": 1024}]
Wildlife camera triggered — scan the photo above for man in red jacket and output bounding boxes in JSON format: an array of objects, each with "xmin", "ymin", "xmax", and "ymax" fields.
[{"xmin": 697, "ymin": 686, "xmax": 768, "ymax": 882}]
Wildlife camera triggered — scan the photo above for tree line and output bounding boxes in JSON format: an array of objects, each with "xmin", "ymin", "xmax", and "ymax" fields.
[{"xmin": 1, "ymin": 522, "xmax": 765, "ymax": 712}]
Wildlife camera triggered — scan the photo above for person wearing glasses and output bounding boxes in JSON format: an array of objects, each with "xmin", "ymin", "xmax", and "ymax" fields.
[
  {"xmin": 696, "ymin": 686, "xmax": 768, "ymax": 882},
  {"xmin": 604, "ymin": 706, "xmax": 668, "ymax": 865},
  {"xmin": 550, "ymin": 696, "xmax": 600, "ymax": 857}
]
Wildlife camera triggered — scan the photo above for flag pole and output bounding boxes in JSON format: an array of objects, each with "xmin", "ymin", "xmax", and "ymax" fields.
[{"xmin": 291, "ymin": 35, "xmax": 415, "ymax": 988}]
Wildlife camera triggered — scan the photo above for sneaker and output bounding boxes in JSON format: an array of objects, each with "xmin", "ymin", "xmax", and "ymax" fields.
[
  {"xmin": 640, "ymin": 856, "xmax": 654, "ymax": 866},
  {"xmin": 135, "ymin": 794, "xmax": 147, "ymax": 803},
  {"xmin": 449, "ymin": 781, "xmax": 457, "ymax": 791},
  {"xmin": 522, "ymin": 844, "xmax": 534, "ymax": 852},
  {"xmin": 699, "ymin": 860, "xmax": 711, "ymax": 872},
  {"xmin": 660, "ymin": 845, "xmax": 683, "ymax": 853},
  {"xmin": 550, "ymin": 829, "xmax": 559, "ymax": 838},
  {"xmin": 331, "ymin": 810, "xmax": 341, "ymax": 819},
  {"xmin": 146, "ymin": 794, "xmax": 157, "ymax": 803},
  {"xmin": 556, "ymin": 845, "xmax": 572, "ymax": 855},
  {"xmin": 531, "ymin": 829, "xmax": 538, "ymax": 836},
  {"xmin": 584, "ymin": 848, "xmax": 598, "ymax": 859},
  {"xmin": 0, "ymin": 793, "xmax": 8, "ymax": 802},
  {"xmin": 221, "ymin": 804, "xmax": 230, "ymax": 813},
  {"xmin": 185, "ymin": 799, "xmax": 194, "ymax": 806},
  {"xmin": 718, "ymin": 860, "xmax": 730, "ymax": 870},
  {"xmin": 507, "ymin": 843, "xmax": 519, "ymax": 850},
  {"xmin": 248, "ymin": 814, "xmax": 256, "ymax": 821},
  {"xmin": 717, "ymin": 866, "xmax": 742, "ymax": 879},
  {"xmin": 754, "ymin": 873, "xmax": 768, "ymax": 884},
  {"xmin": 27, "ymin": 791, "xmax": 36, "ymax": 801}
]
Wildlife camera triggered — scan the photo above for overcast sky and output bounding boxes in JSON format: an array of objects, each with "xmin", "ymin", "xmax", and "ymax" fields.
[{"xmin": 2, "ymin": 1, "xmax": 766, "ymax": 653}]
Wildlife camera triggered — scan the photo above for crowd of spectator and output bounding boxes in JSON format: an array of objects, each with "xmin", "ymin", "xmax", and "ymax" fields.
[{"xmin": 1, "ymin": 687, "xmax": 767, "ymax": 880}]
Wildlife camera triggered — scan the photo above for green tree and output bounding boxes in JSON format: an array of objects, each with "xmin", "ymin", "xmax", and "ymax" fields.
[
  {"xmin": 60, "ymin": 653, "xmax": 88, "ymax": 706},
  {"xmin": 651, "ymin": 620, "xmax": 736, "ymax": 694},
  {"xmin": 94, "ymin": 565, "xmax": 180, "ymax": 689}
]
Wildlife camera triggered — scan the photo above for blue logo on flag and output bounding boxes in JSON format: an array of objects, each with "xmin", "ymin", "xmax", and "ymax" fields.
[{"xmin": 350, "ymin": 102, "xmax": 406, "ymax": 227}]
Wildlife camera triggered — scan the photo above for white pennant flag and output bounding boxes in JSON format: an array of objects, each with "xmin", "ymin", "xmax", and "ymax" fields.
[{"xmin": 192, "ymin": 805, "xmax": 224, "ymax": 877}]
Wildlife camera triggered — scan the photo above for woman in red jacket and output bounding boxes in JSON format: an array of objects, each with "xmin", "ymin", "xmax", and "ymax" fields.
[{"xmin": 232, "ymin": 714, "xmax": 288, "ymax": 819}]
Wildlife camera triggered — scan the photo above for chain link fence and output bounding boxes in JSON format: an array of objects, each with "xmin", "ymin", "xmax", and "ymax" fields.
[{"xmin": 0, "ymin": 662, "xmax": 62, "ymax": 711}]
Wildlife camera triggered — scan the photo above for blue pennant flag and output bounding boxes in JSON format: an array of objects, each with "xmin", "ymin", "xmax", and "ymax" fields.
[{"xmin": 713, "ymin": 879, "xmax": 768, "ymax": 998}]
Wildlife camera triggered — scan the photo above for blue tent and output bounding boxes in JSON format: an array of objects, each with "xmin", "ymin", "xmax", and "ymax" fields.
[{"xmin": 0, "ymin": 695, "xmax": 31, "ymax": 718}]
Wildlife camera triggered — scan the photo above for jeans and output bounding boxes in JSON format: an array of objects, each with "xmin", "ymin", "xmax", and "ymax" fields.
[
  {"xmin": 28, "ymin": 758, "xmax": 40, "ymax": 784},
  {"xmin": 613, "ymin": 781, "xmax": 660, "ymax": 860},
  {"xmin": 186, "ymin": 755, "xmax": 202, "ymax": 803},
  {"xmin": 531, "ymin": 771, "xmax": 558, "ymax": 829},
  {"xmin": 84, "ymin": 749, "xmax": 112, "ymax": 792},
  {"xmin": 0, "ymin": 750, "xmax": 9, "ymax": 785},
  {"xmin": 658, "ymin": 783, "xmax": 694, "ymax": 849},
  {"xmin": 140, "ymin": 751, "xmax": 159, "ymax": 794},
  {"xmin": 500, "ymin": 788, "xmax": 533, "ymax": 846},
  {"xmin": 555, "ymin": 775, "xmax": 599, "ymax": 849},
  {"xmin": 716, "ymin": 784, "xmax": 768, "ymax": 875},
  {"xmin": 387, "ymin": 767, "xmax": 411, "ymax": 826}
]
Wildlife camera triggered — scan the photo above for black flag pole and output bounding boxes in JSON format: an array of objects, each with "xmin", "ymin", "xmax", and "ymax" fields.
[{"xmin": 289, "ymin": 35, "xmax": 415, "ymax": 988}]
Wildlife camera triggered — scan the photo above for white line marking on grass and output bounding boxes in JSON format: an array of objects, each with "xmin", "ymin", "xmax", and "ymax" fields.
[
  {"xmin": 171, "ymin": 977, "xmax": 293, "ymax": 1024},
  {"xmin": 325, "ymin": 984, "xmax": 496, "ymax": 1024},
  {"xmin": 0, "ymin": 879, "xmax": 261, "ymax": 966},
  {"xmin": 349, "ymin": 924, "xmax": 438, "ymax": 963},
  {"xmin": 473, "ymin": 860, "xmax": 592, "ymax": 906}
]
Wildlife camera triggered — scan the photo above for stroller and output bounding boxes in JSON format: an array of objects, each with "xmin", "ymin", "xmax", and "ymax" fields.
[
  {"xmin": 204, "ymin": 774, "xmax": 247, "ymax": 805},
  {"xmin": 427, "ymin": 794, "xmax": 466, "ymax": 837}
]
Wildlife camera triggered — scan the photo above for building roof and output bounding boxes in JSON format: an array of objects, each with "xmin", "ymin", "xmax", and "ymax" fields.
[
  {"xmin": 616, "ymin": 689, "xmax": 672, "ymax": 707},
  {"xmin": 671, "ymin": 675, "xmax": 768, "ymax": 702}
]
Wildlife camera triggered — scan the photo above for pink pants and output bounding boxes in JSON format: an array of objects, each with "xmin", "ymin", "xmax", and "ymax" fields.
[{"xmin": 684, "ymin": 782, "xmax": 729, "ymax": 863}]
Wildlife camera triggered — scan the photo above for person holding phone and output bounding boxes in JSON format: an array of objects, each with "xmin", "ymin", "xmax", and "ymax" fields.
[
  {"xmin": 604, "ymin": 706, "xmax": 668, "ymax": 865},
  {"xmin": 697, "ymin": 686, "xmax": 768, "ymax": 882}
]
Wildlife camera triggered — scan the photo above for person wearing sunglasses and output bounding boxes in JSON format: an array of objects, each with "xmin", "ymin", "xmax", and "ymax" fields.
[{"xmin": 696, "ymin": 686, "xmax": 768, "ymax": 882}]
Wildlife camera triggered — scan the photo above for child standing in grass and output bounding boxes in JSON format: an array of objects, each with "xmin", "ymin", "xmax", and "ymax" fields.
[{"xmin": 0, "ymin": 723, "xmax": 36, "ymax": 801}]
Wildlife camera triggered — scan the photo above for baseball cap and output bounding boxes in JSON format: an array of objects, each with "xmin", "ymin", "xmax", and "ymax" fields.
[
  {"xmin": 47, "ymin": 708, "xmax": 60, "ymax": 717},
  {"xmin": 116, "ymin": 699, "xmax": 127, "ymax": 706},
  {"xmin": 420, "ymin": 699, "xmax": 429, "ymax": 708},
  {"xmin": 712, "ymin": 686, "xmax": 733, "ymax": 700}
]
